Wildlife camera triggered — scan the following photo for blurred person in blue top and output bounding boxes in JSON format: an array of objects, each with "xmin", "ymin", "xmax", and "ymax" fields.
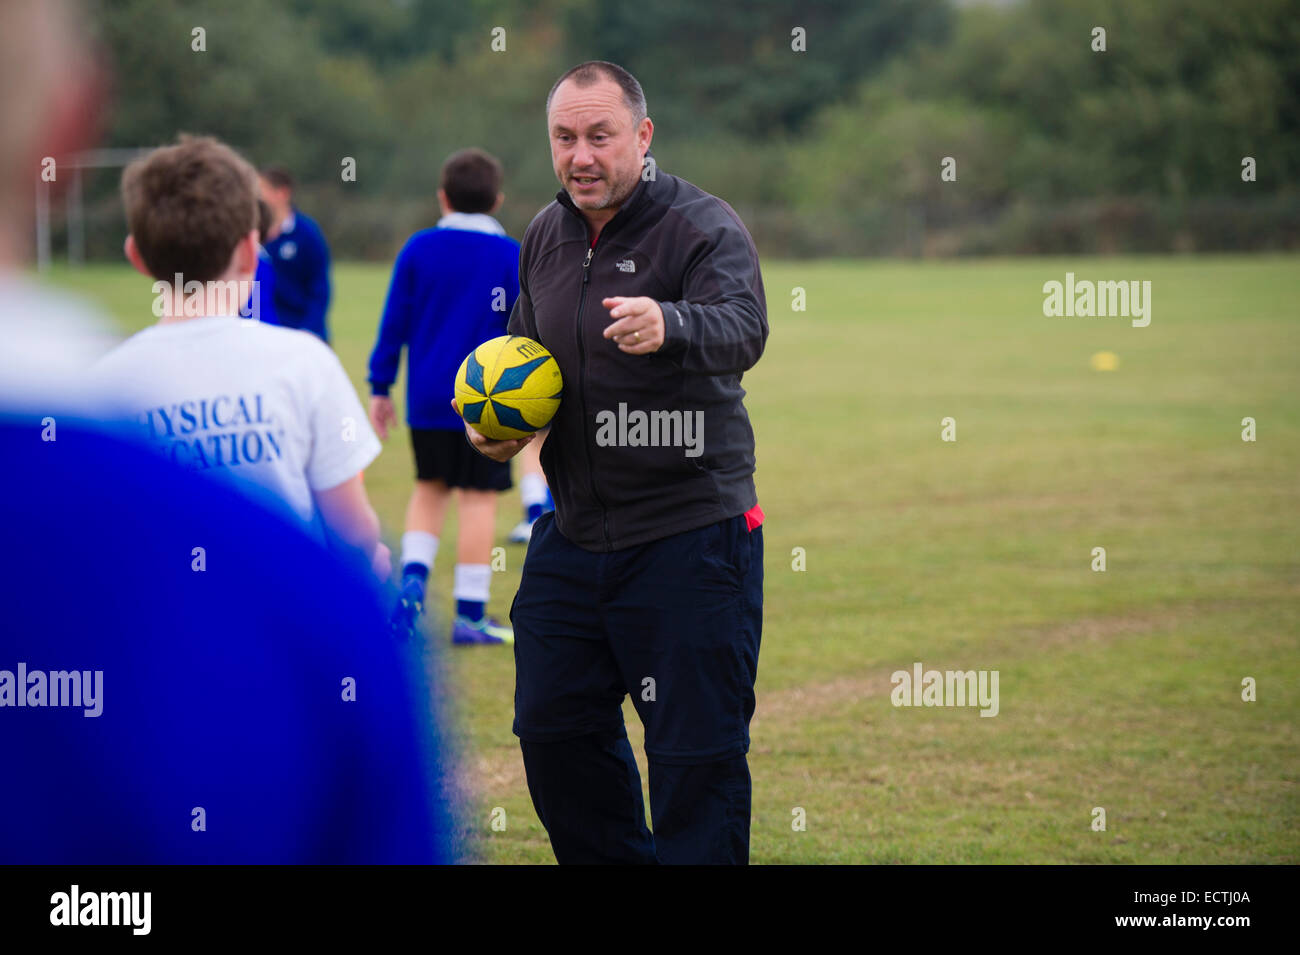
[
  {"xmin": 0, "ymin": 416, "xmax": 456, "ymax": 864},
  {"xmin": 259, "ymin": 165, "xmax": 331, "ymax": 342},
  {"xmin": 368, "ymin": 149, "xmax": 521, "ymax": 646},
  {"xmin": 0, "ymin": 0, "xmax": 455, "ymax": 864}
]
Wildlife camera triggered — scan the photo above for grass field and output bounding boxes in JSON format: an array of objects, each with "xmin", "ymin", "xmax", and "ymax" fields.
[{"xmin": 47, "ymin": 254, "xmax": 1300, "ymax": 863}]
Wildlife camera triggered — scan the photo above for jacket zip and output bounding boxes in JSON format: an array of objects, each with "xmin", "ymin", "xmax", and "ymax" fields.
[{"xmin": 574, "ymin": 241, "xmax": 612, "ymax": 550}]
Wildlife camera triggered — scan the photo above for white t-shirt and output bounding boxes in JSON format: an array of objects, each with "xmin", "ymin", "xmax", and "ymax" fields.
[
  {"xmin": 91, "ymin": 315, "xmax": 381, "ymax": 525},
  {"xmin": 0, "ymin": 274, "xmax": 118, "ymax": 409}
]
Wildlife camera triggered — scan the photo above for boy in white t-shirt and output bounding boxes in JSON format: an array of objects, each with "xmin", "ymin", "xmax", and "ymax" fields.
[{"xmin": 93, "ymin": 135, "xmax": 390, "ymax": 576}]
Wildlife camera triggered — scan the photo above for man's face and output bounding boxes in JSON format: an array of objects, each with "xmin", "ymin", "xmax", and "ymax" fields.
[{"xmin": 548, "ymin": 77, "xmax": 652, "ymax": 215}]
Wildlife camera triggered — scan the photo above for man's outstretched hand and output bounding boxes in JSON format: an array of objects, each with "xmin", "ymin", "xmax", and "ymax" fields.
[{"xmin": 603, "ymin": 296, "xmax": 665, "ymax": 354}]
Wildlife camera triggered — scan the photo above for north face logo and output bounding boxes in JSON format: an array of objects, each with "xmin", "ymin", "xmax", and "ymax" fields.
[{"xmin": 615, "ymin": 259, "xmax": 636, "ymax": 273}]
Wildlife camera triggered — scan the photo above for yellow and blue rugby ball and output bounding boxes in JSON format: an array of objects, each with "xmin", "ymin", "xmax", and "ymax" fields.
[{"xmin": 454, "ymin": 335, "xmax": 563, "ymax": 440}]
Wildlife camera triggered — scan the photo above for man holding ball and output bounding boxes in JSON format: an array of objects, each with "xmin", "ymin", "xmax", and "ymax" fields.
[{"xmin": 457, "ymin": 61, "xmax": 768, "ymax": 864}]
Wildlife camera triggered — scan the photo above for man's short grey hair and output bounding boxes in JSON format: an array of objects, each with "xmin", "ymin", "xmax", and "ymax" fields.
[{"xmin": 545, "ymin": 61, "xmax": 647, "ymax": 125}]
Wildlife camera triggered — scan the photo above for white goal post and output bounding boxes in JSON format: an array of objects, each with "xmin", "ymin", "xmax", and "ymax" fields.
[{"xmin": 35, "ymin": 148, "xmax": 149, "ymax": 271}]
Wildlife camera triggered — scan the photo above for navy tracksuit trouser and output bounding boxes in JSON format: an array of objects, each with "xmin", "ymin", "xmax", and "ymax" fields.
[{"xmin": 512, "ymin": 511, "xmax": 763, "ymax": 864}]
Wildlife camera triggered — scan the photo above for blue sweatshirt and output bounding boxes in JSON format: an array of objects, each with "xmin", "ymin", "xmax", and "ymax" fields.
[
  {"xmin": 0, "ymin": 414, "xmax": 455, "ymax": 863},
  {"xmin": 368, "ymin": 215, "xmax": 520, "ymax": 430},
  {"xmin": 263, "ymin": 209, "xmax": 331, "ymax": 342}
]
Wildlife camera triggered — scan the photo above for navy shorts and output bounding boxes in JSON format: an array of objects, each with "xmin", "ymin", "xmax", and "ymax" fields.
[
  {"xmin": 511, "ymin": 511, "xmax": 763, "ymax": 763},
  {"xmin": 410, "ymin": 427, "xmax": 511, "ymax": 490}
]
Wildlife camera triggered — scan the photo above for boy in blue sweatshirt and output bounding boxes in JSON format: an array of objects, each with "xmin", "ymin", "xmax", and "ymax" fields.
[
  {"xmin": 368, "ymin": 149, "xmax": 520, "ymax": 645},
  {"xmin": 260, "ymin": 166, "xmax": 331, "ymax": 342}
]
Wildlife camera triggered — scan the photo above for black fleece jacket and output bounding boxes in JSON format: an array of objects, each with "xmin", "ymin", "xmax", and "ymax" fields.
[{"xmin": 507, "ymin": 164, "xmax": 768, "ymax": 552}]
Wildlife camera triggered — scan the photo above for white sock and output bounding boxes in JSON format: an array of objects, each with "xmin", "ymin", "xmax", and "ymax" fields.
[
  {"xmin": 401, "ymin": 531, "xmax": 438, "ymax": 570},
  {"xmin": 520, "ymin": 472, "xmax": 549, "ymax": 507},
  {"xmin": 453, "ymin": 563, "xmax": 492, "ymax": 603}
]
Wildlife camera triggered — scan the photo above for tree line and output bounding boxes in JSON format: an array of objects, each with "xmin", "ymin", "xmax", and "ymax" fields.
[{"xmin": 67, "ymin": 0, "xmax": 1297, "ymax": 259}]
